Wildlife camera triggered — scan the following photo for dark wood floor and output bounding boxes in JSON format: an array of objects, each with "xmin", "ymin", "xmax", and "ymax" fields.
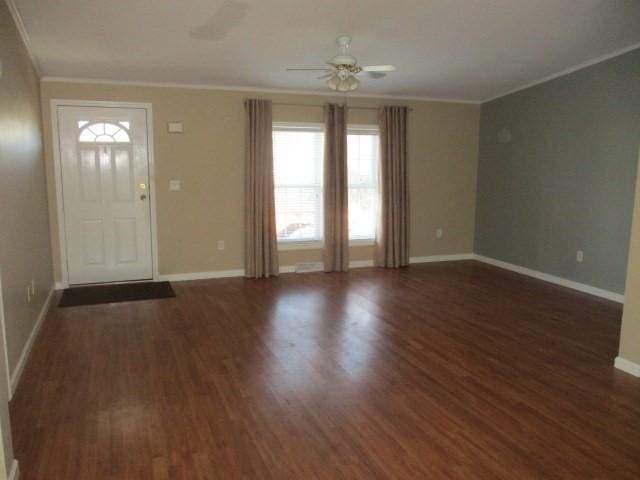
[{"xmin": 10, "ymin": 261, "xmax": 640, "ymax": 479}]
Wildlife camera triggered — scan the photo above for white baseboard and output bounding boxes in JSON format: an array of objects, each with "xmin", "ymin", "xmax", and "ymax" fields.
[
  {"xmin": 472, "ymin": 254, "xmax": 624, "ymax": 303},
  {"xmin": 158, "ymin": 269, "xmax": 245, "ymax": 282},
  {"xmin": 9, "ymin": 288, "xmax": 54, "ymax": 398},
  {"xmin": 160, "ymin": 260, "xmax": 378, "ymax": 280},
  {"xmin": 292, "ymin": 262, "xmax": 323, "ymax": 273},
  {"xmin": 349, "ymin": 260, "xmax": 375, "ymax": 268},
  {"xmin": 54, "ymin": 281, "xmax": 66, "ymax": 290},
  {"xmin": 279, "ymin": 256, "xmax": 471, "ymax": 273},
  {"xmin": 410, "ymin": 253, "xmax": 474, "ymax": 264},
  {"xmin": 280, "ymin": 260, "xmax": 374, "ymax": 274},
  {"xmin": 64, "ymin": 254, "xmax": 622, "ymax": 307},
  {"xmin": 615, "ymin": 357, "xmax": 640, "ymax": 377},
  {"xmin": 8, "ymin": 459, "xmax": 19, "ymax": 480},
  {"xmin": 158, "ymin": 255, "xmax": 478, "ymax": 283}
]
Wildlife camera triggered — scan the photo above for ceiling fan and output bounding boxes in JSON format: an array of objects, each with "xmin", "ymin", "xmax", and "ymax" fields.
[{"xmin": 287, "ymin": 36, "xmax": 396, "ymax": 92}]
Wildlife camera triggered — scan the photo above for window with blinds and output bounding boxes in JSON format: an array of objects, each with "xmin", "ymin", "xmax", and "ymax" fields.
[
  {"xmin": 347, "ymin": 127, "xmax": 380, "ymax": 240},
  {"xmin": 272, "ymin": 123, "xmax": 380, "ymax": 245},
  {"xmin": 273, "ymin": 124, "xmax": 324, "ymax": 243}
]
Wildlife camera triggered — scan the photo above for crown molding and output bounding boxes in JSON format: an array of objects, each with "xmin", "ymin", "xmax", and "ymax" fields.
[
  {"xmin": 5, "ymin": 0, "xmax": 41, "ymax": 76},
  {"xmin": 40, "ymin": 37, "xmax": 640, "ymax": 106},
  {"xmin": 25, "ymin": 10, "xmax": 640, "ymax": 106},
  {"xmin": 39, "ymin": 76, "xmax": 481, "ymax": 105},
  {"xmin": 482, "ymin": 42, "xmax": 640, "ymax": 103}
]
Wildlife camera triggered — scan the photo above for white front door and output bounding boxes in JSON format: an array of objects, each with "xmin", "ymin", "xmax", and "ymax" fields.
[{"xmin": 57, "ymin": 105, "xmax": 153, "ymax": 285}]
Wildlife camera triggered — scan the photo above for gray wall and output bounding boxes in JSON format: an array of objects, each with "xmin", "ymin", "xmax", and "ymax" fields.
[{"xmin": 475, "ymin": 48, "xmax": 640, "ymax": 294}]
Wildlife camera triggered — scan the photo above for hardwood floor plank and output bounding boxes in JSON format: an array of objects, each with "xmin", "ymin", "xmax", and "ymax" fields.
[{"xmin": 10, "ymin": 261, "xmax": 640, "ymax": 479}]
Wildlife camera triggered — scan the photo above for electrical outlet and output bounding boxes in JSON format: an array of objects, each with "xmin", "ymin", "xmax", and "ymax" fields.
[
  {"xmin": 436, "ymin": 228, "xmax": 443, "ymax": 239},
  {"xmin": 217, "ymin": 240, "xmax": 225, "ymax": 251},
  {"xmin": 576, "ymin": 250, "xmax": 584, "ymax": 263}
]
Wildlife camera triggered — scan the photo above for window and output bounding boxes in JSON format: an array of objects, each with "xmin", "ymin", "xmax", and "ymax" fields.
[
  {"xmin": 273, "ymin": 124, "xmax": 324, "ymax": 243},
  {"xmin": 272, "ymin": 123, "xmax": 380, "ymax": 246},
  {"xmin": 348, "ymin": 127, "xmax": 379, "ymax": 240},
  {"xmin": 78, "ymin": 122, "xmax": 131, "ymax": 143}
]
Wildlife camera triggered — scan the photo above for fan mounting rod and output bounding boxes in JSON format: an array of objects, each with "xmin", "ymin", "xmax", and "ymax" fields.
[
  {"xmin": 336, "ymin": 35, "xmax": 352, "ymax": 50},
  {"xmin": 329, "ymin": 35, "xmax": 357, "ymax": 67}
]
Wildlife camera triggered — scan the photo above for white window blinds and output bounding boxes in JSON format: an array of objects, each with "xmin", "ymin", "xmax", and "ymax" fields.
[
  {"xmin": 272, "ymin": 124, "xmax": 324, "ymax": 242},
  {"xmin": 347, "ymin": 127, "xmax": 380, "ymax": 240},
  {"xmin": 272, "ymin": 123, "xmax": 380, "ymax": 244}
]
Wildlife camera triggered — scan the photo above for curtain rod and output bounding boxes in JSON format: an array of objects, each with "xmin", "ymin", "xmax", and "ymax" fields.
[{"xmin": 270, "ymin": 102, "xmax": 414, "ymax": 112}]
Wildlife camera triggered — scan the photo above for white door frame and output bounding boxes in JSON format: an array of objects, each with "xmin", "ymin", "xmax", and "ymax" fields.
[{"xmin": 51, "ymin": 99, "xmax": 159, "ymax": 288}]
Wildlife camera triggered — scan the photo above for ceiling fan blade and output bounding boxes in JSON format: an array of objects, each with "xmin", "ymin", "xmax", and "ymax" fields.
[
  {"xmin": 361, "ymin": 65, "xmax": 396, "ymax": 72},
  {"xmin": 317, "ymin": 73, "xmax": 333, "ymax": 79},
  {"xmin": 287, "ymin": 68, "xmax": 332, "ymax": 72},
  {"xmin": 365, "ymin": 71, "xmax": 387, "ymax": 79}
]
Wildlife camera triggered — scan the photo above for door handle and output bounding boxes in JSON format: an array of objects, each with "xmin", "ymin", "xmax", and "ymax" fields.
[{"xmin": 140, "ymin": 194, "xmax": 147, "ymax": 200}]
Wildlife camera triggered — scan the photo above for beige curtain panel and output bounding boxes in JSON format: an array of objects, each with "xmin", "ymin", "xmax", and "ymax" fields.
[
  {"xmin": 323, "ymin": 103, "xmax": 349, "ymax": 272},
  {"xmin": 376, "ymin": 106, "xmax": 409, "ymax": 268},
  {"xmin": 244, "ymin": 99, "xmax": 279, "ymax": 278}
]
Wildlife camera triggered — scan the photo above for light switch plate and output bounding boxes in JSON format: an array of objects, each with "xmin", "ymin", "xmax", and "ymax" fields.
[
  {"xmin": 167, "ymin": 122, "xmax": 184, "ymax": 133},
  {"xmin": 169, "ymin": 180, "xmax": 181, "ymax": 191}
]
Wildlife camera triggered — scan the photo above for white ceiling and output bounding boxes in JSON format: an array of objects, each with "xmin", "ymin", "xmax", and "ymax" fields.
[{"xmin": 12, "ymin": 0, "xmax": 640, "ymax": 101}]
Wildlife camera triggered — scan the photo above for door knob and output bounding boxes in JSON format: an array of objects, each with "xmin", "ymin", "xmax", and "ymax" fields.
[{"xmin": 140, "ymin": 194, "xmax": 147, "ymax": 200}]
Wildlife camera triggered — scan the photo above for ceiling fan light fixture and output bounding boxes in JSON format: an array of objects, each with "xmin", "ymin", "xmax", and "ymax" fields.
[
  {"xmin": 327, "ymin": 73, "xmax": 359, "ymax": 92},
  {"xmin": 336, "ymin": 81, "xmax": 350, "ymax": 92},
  {"xmin": 290, "ymin": 36, "xmax": 394, "ymax": 93},
  {"xmin": 326, "ymin": 74, "xmax": 340, "ymax": 90}
]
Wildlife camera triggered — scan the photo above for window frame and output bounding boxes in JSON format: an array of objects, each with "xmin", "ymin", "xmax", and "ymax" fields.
[
  {"xmin": 272, "ymin": 122, "xmax": 325, "ymax": 249},
  {"xmin": 347, "ymin": 124, "xmax": 380, "ymax": 243},
  {"xmin": 272, "ymin": 122, "xmax": 380, "ymax": 250}
]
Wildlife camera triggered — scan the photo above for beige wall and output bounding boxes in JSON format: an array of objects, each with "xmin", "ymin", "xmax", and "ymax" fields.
[
  {"xmin": 619, "ymin": 152, "xmax": 640, "ymax": 366},
  {"xmin": 1, "ymin": 0, "xmax": 54, "ymax": 474},
  {"xmin": 41, "ymin": 81, "xmax": 480, "ymax": 281}
]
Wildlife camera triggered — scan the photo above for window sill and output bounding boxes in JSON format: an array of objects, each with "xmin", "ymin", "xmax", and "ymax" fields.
[
  {"xmin": 278, "ymin": 241, "xmax": 323, "ymax": 251},
  {"xmin": 350, "ymin": 238, "xmax": 375, "ymax": 247},
  {"xmin": 278, "ymin": 238, "xmax": 375, "ymax": 251}
]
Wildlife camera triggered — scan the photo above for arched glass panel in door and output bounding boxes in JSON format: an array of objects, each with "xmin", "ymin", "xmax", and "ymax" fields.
[{"xmin": 78, "ymin": 122, "xmax": 131, "ymax": 143}]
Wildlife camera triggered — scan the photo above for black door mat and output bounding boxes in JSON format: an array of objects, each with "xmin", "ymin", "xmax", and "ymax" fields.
[{"xmin": 59, "ymin": 281, "xmax": 175, "ymax": 307}]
